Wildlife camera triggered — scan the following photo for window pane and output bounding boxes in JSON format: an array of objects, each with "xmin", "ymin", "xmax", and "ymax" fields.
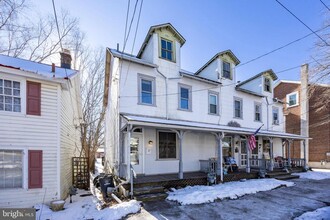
[
  {"xmin": 4, "ymin": 80, "xmax": 11, "ymax": 88},
  {"xmin": 14, "ymin": 97, "xmax": 20, "ymax": 104},
  {"xmin": 0, "ymin": 95, "xmax": 3, "ymax": 103},
  {"xmin": 180, "ymin": 87, "xmax": 189, "ymax": 99},
  {"xmin": 13, "ymin": 89, "xmax": 20, "ymax": 96},
  {"xmin": 0, "ymin": 79, "xmax": 3, "ymax": 86},
  {"xmin": 167, "ymin": 51, "xmax": 172, "ymax": 61},
  {"xmin": 289, "ymin": 94, "xmax": 296, "ymax": 105},
  {"xmin": 210, "ymin": 95, "xmax": 217, "ymax": 105},
  {"xmin": 161, "ymin": 50, "xmax": 166, "ymax": 59},
  {"xmin": 0, "ymin": 103, "xmax": 3, "ymax": 111},
  {"xmin": 5, "ymin": 96, "xmax": 12, "ymax": 104},
  {"xmin": 4, "ymin": 88, "xmax": 12, "ymax": 95},
  {"xmin": 161, "ymin": 39, "xmax": 166, "ymax": 49},
  {"xmin": 141, "ymin": 80, "xmax": 152, "ymax": 92},
  {"xmin": 141, "ymin": 92, "xmax": 152, "ymax": 104},
  {"xmin": 159, "ymin": 132, "xmax": 176, "ymax": 159},
  {"xmin": 167, "ymin": 41, "xmax": 172, "ymax": 50},
  {"xmin": 180, "ymin": 99, "xmax": 189, "ymax": 109},
  {"xmin": 0, "ymin": 150, "xmax": 23, "ymax": 189},
  {"xmin": 0, "ymin": 87, "xmax": 2, "ymax": 94},
  {"xmin": 210, "ymin": 104, "xmax": 217, "ymax": 114},
  {"xmin": 5, "ymin": 104, "xmax": 12, "ymax": 111},
  {"xmin": 13, "ymin": 81, "xmax": 20, "ymax": 89},
  {"xmin": 130, "ymin": 137, "xmax": 139, "ymax": 165},
  {"xmin": 13, "ymin": 105, "xmax": 21, "ymax": 112}
]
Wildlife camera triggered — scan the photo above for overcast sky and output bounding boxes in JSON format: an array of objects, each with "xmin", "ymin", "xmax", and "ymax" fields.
[{"xmin": 34, "ymin": 0, "xmax": 328, "ymax": 82}]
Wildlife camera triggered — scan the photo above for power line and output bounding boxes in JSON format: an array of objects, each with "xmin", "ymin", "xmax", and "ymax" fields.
[
  {"xmin": 237, "ymin": 24, "xmax": 330, "ymax": 68},
  {"xmin": 122, "ymin": 0, "xmax": 131, "ymax": 53},
  {"xmin": 51, "ymin": 0, "xmax": 63, "ymax": 51},
  {"xmin": 122, "ymin": 0, "xmax": 139, "ymax": 54},
  {"xmin": 275, "ymin": 0, "xmax": 329, "ymax": 46},
  {"xmin": 320, "ymin": 0, "xmax": 330, "ymax": 12}
]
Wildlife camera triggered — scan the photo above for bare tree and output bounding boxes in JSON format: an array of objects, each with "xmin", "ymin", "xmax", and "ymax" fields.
[
  {"xmin": 1, "ymin": 0, "xmax": 106, "ymax": 171},
  {"xmin": 79, "ymin": 48, "xmax": 105, "ymax": 171},
  {"xmin": 309, "ymin": 13, "xmax": 330, "ymax": 124}
]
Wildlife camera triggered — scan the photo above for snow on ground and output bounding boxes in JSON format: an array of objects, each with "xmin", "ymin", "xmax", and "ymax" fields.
[
  {"xmin": 293, "ymin": 169, "xmax": 330, "ymax": 180},
  {"xmin": 167, "ymin": 178, "xmax": 294, "ymax": 205},
  {"xmin": 295, "ymin": 206, "xmax": 330, "ymax": 220},
  {"xmin": 35, "ymin": 190, "xmax": 141, "ymax": 220}
]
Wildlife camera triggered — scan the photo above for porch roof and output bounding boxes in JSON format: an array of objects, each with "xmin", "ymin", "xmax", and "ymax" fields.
[{"xmin": 121, "ymin": 114, "xmax": 308, "ymax": 140}]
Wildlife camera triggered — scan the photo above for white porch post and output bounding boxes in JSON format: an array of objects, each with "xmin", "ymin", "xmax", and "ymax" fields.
[
  {"xmin": 172, "ymin": 130, "xmax": 186, "ymax": 179},
  {"xmin": 303, "ymin": 139, "xmax": 307, "ymax": 169},
  {"xmin": 213, "ymin": 132, "xmax": 224, "ymax": 182},
  {"xmin": 287, "ymin": 139, "xmax": 292, "ymax": 169},
  {"xmin": 126, "ymin": 124, "xmax": 133, "ymax": 181},
  {"xmin": 269, "ymin": 137, "xmax": 274, "ymax": 171},
  {"xmin": 246, "ymin": 136, "xmax": 251, "ymax": 173}
]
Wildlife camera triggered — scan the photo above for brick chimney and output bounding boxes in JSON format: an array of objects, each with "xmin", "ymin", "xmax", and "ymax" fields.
[{"xmin": 60, "ymin": 49, "xmax": 72, "ymax": 69}]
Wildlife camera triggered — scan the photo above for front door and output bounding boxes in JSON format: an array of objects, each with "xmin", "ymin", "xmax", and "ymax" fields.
[
  {"xmin": 130, "ymin": 134, "xmax": 143, "ymax": 174},
  {"xmin": 240, "ymin": 140, "xmax": 247, "ymax": 167}
]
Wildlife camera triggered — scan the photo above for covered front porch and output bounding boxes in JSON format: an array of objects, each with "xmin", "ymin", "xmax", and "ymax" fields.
[{"xmin": 119, "ymin": 114, "xmax": 308, "ymax": 188}]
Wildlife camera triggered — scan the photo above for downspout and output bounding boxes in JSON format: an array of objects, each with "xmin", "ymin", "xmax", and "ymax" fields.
[{"xmin": 265, "ymin": 97, "xmax": 269, "ymax": 130}]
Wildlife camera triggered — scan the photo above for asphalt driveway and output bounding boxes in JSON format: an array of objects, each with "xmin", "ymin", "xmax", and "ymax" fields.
[{"xmin": 127, "ymin": 178, "xmax": 330, "ymax": 220}]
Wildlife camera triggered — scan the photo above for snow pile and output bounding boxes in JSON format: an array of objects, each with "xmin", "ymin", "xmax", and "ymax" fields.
[
  {"xmin": 295, "ymin": 206, "xmax": 330, "ymax": 220},
  {"xmin": 35, "ymin": 190, "xmax": 140, "ymax": 220},
  {"xmin": 167, "ymin": 179, "xmax": 294, "ymax": 205},
  {"xmin": 293, "ymin": 170, "xmax": 330, "ymax": 180}
]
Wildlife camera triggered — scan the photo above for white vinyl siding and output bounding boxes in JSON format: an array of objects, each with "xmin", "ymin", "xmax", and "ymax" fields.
[
  {"xmin": 0, "ymin": 81, "xmax": 59, "ymax": 208},
  {"xmin": 60, "ymin": 75, "xmax": 81, "ymax": 199}
]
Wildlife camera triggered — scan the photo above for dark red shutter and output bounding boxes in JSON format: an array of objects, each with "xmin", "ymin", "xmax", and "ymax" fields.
[
  {"xmin": 28, "ymin": 150, "xmax": 43, "ymax": 189},
  {"xmin": 26, "ymin": 81, "xmax": 41, "ymax": 115}
]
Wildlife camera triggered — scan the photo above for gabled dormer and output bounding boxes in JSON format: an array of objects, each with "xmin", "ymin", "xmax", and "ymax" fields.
[
  {"xmin": 137, "ymin": 23, "xmax": 185, "ymax": 67},
  {"xmin": 236, "ymin": 69, "xmax": 278, "ymax": 96},
  {"xmin": 195, "ymin": 50, "xmax": 240, "ymax": 84}
]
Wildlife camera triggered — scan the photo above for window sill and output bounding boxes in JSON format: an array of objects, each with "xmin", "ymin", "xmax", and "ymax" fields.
[
  {"xmin": 208, "ymin": 113, "xmax": 219, "ymax": 116},
  {"xmin": 178, "ymin": 108, "xmax": 192, "ymax": 112},
  {"xmin": 286, "ymin": 104, "xmax": 299, "ymax": 109},
  {"xmin": 137, "ymin": 102, "xmax": 157, "ymax": 107},
  {"xmin": 156, "ymin": 158, "xmax": 179, "ymax": 161},
  {"xmin": 233, "ymin": 117, "xmax": 243, "ymax": 120},
  {"xmin": 254, "ymin": 120, "xmax": 263, "ymax": 123},
  {"xmin": 159, "ymin": 56, "xmax": 176, "ymax": 63}
]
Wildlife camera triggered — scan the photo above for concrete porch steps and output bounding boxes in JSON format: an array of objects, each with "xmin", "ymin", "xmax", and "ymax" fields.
[
  {"xmin": 133, "ymin": 185, "xmax": 168, "ymax": 202},
  {"xmin": 266, "ymin": 169, "xmax": 300, "ymax": 180}
]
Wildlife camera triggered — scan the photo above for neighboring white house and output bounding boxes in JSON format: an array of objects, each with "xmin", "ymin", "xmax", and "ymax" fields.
[
  {"xmin": 103, "ymin": 23, "xmax": 307, "ymax": 183},
  {"xmin": 0, "ymin": 52, "xmax": 82, "ymax": 208}
]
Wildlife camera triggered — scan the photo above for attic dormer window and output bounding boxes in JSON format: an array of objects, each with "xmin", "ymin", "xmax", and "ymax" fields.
[
  {"xmin": 222, "ymin": 61, "xmax": 231, "ymax": 79},
  {"xmin": 264, "ymin": 77, "xmax": 271, "ymax": 92},
  {"xmin": 160, "ymin": 38, "xmax": 173, "ymax": 61}
]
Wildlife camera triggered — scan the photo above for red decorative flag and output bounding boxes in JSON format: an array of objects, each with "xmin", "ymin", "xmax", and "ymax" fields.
[{"xmin": 248, "ymin": 124, "xmax": 263, "ymax": 151}]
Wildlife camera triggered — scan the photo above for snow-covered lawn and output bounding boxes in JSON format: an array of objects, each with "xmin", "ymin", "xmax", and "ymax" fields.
[
  {"xmin": 167, "ymin": 178, "xmax": 294, "ymax": 205},
  {"xmin": 295, "ymin": 206, "xmax": 330, "ymax": 220},
  {"xmin": 293, "ymin": 169, "xmax": 330, "ymax": 180},
  {"xmin": 35, "ymin": 190, "xmax": 141, "ymax": 220}
]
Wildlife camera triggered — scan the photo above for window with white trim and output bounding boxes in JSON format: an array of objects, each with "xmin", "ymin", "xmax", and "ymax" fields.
[
  {"xmin": 0, "ymin": 150, "xmax": 23, "ymax": 189},
  {"xmin": 255, "ymin": 102, "xmax": 262, "ymax": 122},
  {"xmin": 286, "ymin": 91, "xmax": 299, "ymax": 107},
  {"xmin": 0, "ymin": 79, "xmax": 21, "ymax": 112},
  {"xmin": 272, "ymin": 107, "xmax": 279, "ymax": 125},
  {"xmin": 209, "ymin": 91, "xmax": 219, "ymax": 115},
  {"xmin": 160, "ymin": 38, "xmax": 174, "ymax": 61},
  {"xmin": 158, "ymin": 131, "xmax": 177, "ymax": 159},
  {"xmin": 138, "ymin": 74, "xmax": 156, "ymax": 106},
  {"xmin": 178, "ymin": 84, "xmax": 192, "ymax": 111},
  {"xmin": 222, "ymin": 61, "xmax": 231, "ymax": 79},
  {"xmin": 234, "ymin": 97, "xmax": 243, "ymax": 119}
]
